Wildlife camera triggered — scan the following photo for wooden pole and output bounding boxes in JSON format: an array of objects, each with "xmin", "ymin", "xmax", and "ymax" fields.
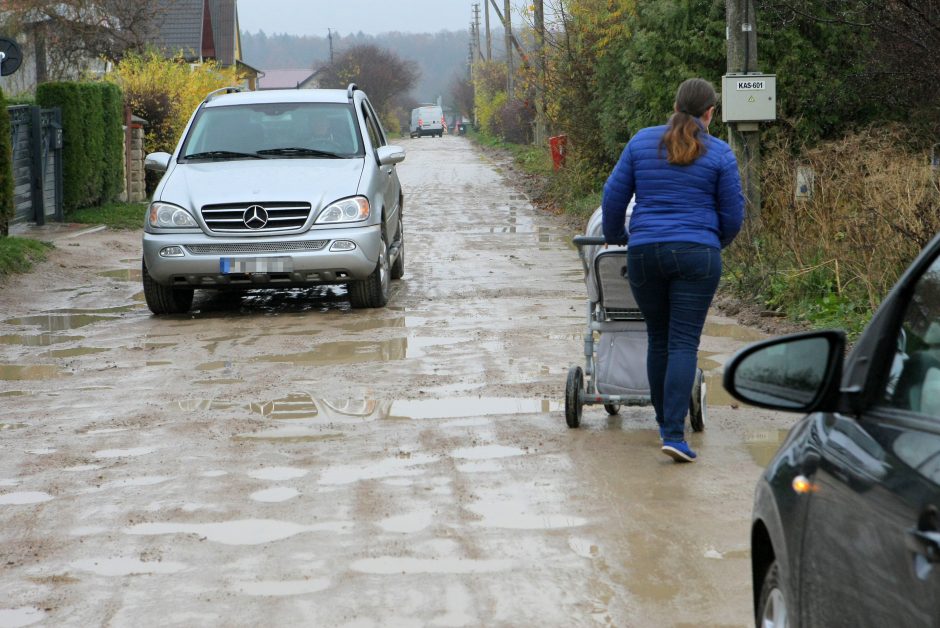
[{"xmin": 726, "ymin": 0, "xmax": 761, "ymax": 218}]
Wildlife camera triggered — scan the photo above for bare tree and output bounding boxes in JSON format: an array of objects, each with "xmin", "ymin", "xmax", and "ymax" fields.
[
  {"xmin": 3, "ymin": 0, "xmax": 165, "ymax": 80},
  {"xmin": 449, "ymin": 73, "xmax": 474, "ymax": 120},
  {"xmin": 316, "ymin": 44, "xmax": 420, "ymax": 114}
]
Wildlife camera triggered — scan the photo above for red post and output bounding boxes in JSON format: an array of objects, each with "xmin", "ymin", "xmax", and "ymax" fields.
[{"xmin": 549, "ymin": 134, "xmax": 567, "ymax": 170}]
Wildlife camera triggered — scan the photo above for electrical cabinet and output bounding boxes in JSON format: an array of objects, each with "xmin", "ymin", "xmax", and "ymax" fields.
[{"xmin": 721, "ymin": 74, "xmax": 776, "ymax": 123}]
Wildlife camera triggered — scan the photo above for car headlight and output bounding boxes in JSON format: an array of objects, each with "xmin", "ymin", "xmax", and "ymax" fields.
[
  {"xmin": 315, "ymin": 197, "xmax": 370, "ymax": 224},
  {"xmin": 148, "ymin": 202, "xmax": 198, "ymax": 228}
]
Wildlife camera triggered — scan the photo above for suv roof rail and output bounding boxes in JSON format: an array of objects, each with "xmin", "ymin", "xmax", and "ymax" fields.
[
  {"xmin": 204, "ymin": 86, "xmax": 244, "ymax": 103},
  {"xmin": 347, "ymin": 83, "xmax": 359, "ymax": 100}
]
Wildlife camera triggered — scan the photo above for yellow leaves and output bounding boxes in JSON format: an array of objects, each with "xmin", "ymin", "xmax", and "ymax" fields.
[
  {"xmin": 104, "ymin": 50, "xmax": 245, "ymax": 153},
  {"xmin": 566, "ymin": 0, "xmax": 636, "ymax": 57}
]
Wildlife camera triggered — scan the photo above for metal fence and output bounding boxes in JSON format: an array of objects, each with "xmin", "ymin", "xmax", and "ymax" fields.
[{"xmin": 9, "ymin": 104, "xmax": 63, "ymax": 225}]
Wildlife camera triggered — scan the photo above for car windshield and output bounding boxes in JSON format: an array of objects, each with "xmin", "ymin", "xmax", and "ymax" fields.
[{"xmin": 180, "ymin": 102, "xmax": 363, "ymax": 160}]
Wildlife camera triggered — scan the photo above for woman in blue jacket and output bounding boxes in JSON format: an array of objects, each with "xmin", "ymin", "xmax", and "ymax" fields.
[{"xmin": 602, "ymin": 78, "xmax": 744, "ymax": 463}]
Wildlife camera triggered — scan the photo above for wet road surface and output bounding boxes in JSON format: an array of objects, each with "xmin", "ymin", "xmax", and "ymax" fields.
[{"xmin": 0, "ymin": 135, "xmax": 794, "ymax": 627}]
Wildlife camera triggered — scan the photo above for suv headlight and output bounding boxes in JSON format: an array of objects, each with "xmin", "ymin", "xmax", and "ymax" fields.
[
  {"xmin": 315, "ymin": 197, "xmax": 370, "ymax": 224},
  {"xmin": 148, "ymin": 202, "xmax": 198, "ymax": 228}
]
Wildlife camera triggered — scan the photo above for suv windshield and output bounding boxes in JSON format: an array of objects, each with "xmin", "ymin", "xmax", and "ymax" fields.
[{"xmin": 180, "ymin": 102, "xmax": 363, "ymax": 160}]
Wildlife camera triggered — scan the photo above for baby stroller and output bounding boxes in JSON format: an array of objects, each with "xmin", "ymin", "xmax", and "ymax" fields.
[{"xmin": 566, "ymin": 205, "xmax": 706, "ymax": 430}]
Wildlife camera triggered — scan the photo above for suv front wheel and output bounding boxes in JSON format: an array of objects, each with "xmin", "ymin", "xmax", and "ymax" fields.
[
  {"xmin": 142, "ymin": 259, "xmax": 194, "ymax": 315},
  {"xmin": 348, "ymin": 235, "xmax": 390, "ymax": 308}
]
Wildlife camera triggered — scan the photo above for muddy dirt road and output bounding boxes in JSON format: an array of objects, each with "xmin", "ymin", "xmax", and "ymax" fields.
[{"xmin": 0, "ymin": 136, "xmax": 793, "ymax": 627}]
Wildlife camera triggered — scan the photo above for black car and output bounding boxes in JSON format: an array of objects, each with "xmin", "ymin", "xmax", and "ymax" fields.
[{"xmin": 723, "ymin": 234, "xmax": 940, "ymax": 627}]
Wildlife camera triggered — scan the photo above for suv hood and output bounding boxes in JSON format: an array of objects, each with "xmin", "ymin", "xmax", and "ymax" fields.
[{"xmin": 158, "ymin": 158, "xmax": 366, "ymax": 210}]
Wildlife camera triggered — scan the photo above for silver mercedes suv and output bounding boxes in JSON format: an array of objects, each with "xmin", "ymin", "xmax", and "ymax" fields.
[{"xmin": 141, "ymin": 84, "xmax": 405, "ymax": 314}]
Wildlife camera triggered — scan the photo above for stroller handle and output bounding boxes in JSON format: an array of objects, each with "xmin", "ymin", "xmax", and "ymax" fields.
[{"xmin": 572, "ymin": 235, "xmax": 609, "ymax": 247}]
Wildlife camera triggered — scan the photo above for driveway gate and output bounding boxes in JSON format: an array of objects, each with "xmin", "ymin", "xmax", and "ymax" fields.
[{"xmin": 9, "ymin": 104, "xmax": 63, "ymax": 225}]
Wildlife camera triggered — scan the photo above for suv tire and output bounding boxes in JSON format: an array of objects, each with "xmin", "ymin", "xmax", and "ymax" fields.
[
  {"xmin": 348, "ymin": 235, "xmax": 390, "ymax": 308},
  {"xmin": 142, "ymin": 259, "xmax": 194, "ymax": 315},
  {"xmin": 390, "ymin": 215, "xmax": 405, "ymax": 280},
  {"xmin": 757, "ymin": 560, "xmax": 789, "ymax": 628}
]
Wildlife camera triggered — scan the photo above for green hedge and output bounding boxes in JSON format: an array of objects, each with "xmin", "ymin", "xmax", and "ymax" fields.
[
  {"xmin": 36, "ymin": 81, "xmax": 124, "ymax": 212},
  {"xmin": 0, "ymin": 87, "xmax": 13, "ymax": 236}
]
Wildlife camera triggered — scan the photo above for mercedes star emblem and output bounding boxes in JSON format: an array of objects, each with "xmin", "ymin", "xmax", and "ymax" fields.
[{"xmin": 243, "ymin": 205, "xmax": 268, "ymax": 229}]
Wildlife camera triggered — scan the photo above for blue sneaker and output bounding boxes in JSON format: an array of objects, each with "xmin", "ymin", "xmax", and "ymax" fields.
[{"xmin": 662, "ymin": 440, "xmax": 697, "ymax": 462}]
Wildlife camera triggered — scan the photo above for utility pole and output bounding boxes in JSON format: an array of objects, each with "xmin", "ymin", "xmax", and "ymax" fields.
[
  {"xmin": 503, "ymin": 0, "xmax": 513, "ymax": 97},
  {"xmin": 472, "ymin": 4, "xmax": 483, "ymax": 61},
  {"xmin": 726, "ymin": 0, "xmax": 761, "ymax": 217},
  {"xmin": 327, "ymin": 28, "xmax": 334, "ymax": 65},
  {"xmin": 534, "ymin": 0, "xmax": 546, "ymax": 145},
  {"xmin": 484, "ymin": 0, "xmax": 492, "ymax": 59}
]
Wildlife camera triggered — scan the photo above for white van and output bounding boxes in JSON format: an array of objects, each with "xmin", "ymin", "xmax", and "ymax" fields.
[{"xmin": 409, "ymin": 105, "xmax": 444, "ymax": 138}]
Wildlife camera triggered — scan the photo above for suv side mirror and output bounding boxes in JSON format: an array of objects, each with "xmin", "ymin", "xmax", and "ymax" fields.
[
  {"xmin": 145, "ymin": 152, "xmax": 172, "ymax": 172},
  {"xmin": 723, "ymin": 330, "xmax": 846, "ymax": 412},
  {"xmin": 376, "ymin": 145, "xmax": 405, "ymax": 166}
]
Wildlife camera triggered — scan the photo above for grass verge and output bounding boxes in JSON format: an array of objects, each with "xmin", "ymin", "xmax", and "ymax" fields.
[
  {"xmin": 0, "ymin": 237, "xmax": 53, "ymax": 283},
  {"xmin": 69, "ymin": 202, "xmax": 147, "ymax": 230}
]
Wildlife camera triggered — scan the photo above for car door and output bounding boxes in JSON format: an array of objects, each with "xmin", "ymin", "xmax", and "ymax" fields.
[
  {"xmin": 799, "ymin": 253, "xmax": 940, "ymax": 627},
  {"xmin": 360, "ymin": 100, "xmax": 400, "ymax": 244}
]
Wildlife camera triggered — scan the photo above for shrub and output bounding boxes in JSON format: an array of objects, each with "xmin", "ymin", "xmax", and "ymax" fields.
[
  {"xmin": 106, "ymin": 50, "xmax": 245, "ymax": 155},
  {"xmin": 36, "ymin": 82, "xmax": 125, "ymax": 211}
]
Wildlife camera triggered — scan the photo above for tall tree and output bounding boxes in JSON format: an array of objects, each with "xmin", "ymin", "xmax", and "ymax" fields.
[{"xmin": 316, "ymin": 44, "xmax": 420, "ymax": 115}]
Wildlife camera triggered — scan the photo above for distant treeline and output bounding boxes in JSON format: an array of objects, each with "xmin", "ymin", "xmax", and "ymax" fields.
[{"xmin": 241, "ymin": 30, "xmax": 471, "ymax": 106}]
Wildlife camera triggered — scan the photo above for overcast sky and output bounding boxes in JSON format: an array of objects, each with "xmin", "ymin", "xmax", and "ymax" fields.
[{"xmin": 237, "ymin": 1, "xmax": 524, "ymax": 36}]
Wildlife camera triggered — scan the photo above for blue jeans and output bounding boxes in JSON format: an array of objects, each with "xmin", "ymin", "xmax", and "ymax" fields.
[{"xmin": 626, "ymin": 242, "xmax": 721, "ymax": 441}]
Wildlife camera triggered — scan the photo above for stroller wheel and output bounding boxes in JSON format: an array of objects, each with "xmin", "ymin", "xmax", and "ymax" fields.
[
  {"xmin": 565, "ymin": 366, "xmax": 584, "ymax": 428},
  {"xmin": 689, "ymin": 368, "xmax": 706, "ymax": 432},
  {"xmin": 603, "ymin": 403, "xmax": 621, "ymax": 415}
]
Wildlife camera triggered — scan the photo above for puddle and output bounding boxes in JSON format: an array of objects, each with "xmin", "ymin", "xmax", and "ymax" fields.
[
  {"xmin": 702, "ymin": 372, "xmax": 737, "ymax": 407},
  {"xmin": 0, "ymin": 364, "xmax": 66, "ymax": 380},
  {"xmin": 702, "ymin": 321, "xmax": 767, "ymax": 342},
  {"xmin": 63, "ymin": 464, "xmax": 104, "ymax": 472},
  {"xmin": 0, "ymin": 491, "xmax": 54, "ymax": 505},
  {"xmin": 193, "ymin": 379, "xmax": 241, "ymax": 386},
  {"xmin": 0, "ymin": 608, "xmax": 46, "ymax": 627},
  {"xmin": 0, "ymin": 479, "xmax": 20, "ymax": 487},
  {"xmin": 334, "ymin": 317, "xmax": 406, "ymax": 332},
  {"xmin": 467, "ymin": 502, "xmax": 587, "ymax": 530},
  {"xmin": 98, "ymin": 268, "xmax": 142, "ymax": 282},
  {"xmin": 391, "ymin": 397, "xmax": 561, "ymax": 419},
  {"xmin": 456, "ymin": 461, "xmax": 502, "ymax": 473},
  {"xmin": 82, "ymin": 428, "xmax": 128, "ymax": 435},
  {"xmin": 0, "ymin": 333, "xmax": 83, "ymax": 347},
  {"xmin": 319, "ymin": 453, "xmax": 438, "ymax": 485},
  {"xmin": 42, "ymin": 347, "xmax": 109, "ymax": 358},
  {"xmin": 70, "ymin": 557, "xmax": 188, "ymax": 576},
  {"xmin": 249, "ymin": 338, "xmax": 409, "ymax": 366},
  {"xmin": 247, "ymin": 467, "xmax": 308, "ymax": 481},
  {"xmin": 89, "ymin": 476, "xmax": 170, "ymax": 492},
  {"xmin": 93, "ymin": 447, "xmax": 156, "ymax": 459},
  {"xmin": 0, "ymin": 422, "xmax": 27, "ymax": 431},
  {"xmin": 250, "ymin": 487, "xmax": 300, "ymax": 503},
  {"xmin": 175, "ymin": 399, "xmax": 236, "ymax": 412},
  {"xmin": 235, "ymin": 429, "xmax": 344, "ymax": 444},
  {"xmin": 0, "ymin": 391, "xmax": 29, "ymax": 398},
  {"xmin": 123, "ymin": 519, "xmax": 346, "ymax": 545},
  {"xmin": 4, "ymin": 313, "xmax": 111, "ymax": 331},
  {"xmin": 232, "ymin": 578, "xmax": 331, "ymax": 596},
  {"xmin": 744, "ymin": 429, "xmax": 790, "ymax": 467},
  {"xmin": 249, "ymin": 394, "xmax": 319, "ymax": 420},
  {"xmin": 450, "ymin": 445, "xmax": 526, "ymax": 460},
  {"xmin": 25, "ymin": 448, "xmax": 56, "ymax": 455},
  {"xmin": 55, "ymin": 305, "xmax": 138, "ymax": 315},
  {"xmin": 351, "ymin": 557, "xmax": 514, "ymax": 575},
  {"xmin": 378, "ymin": 510, "xmax": 435, "ymax": 533}
]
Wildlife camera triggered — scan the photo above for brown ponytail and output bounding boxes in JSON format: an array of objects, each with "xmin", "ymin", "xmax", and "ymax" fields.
[{"xmin": 662, "ymin": 78, "xmax": 718, "ymax": 166}]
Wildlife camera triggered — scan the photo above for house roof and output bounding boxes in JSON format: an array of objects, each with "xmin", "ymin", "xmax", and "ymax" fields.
[
  {"xmin": 257, "ymin": 69, "xmax": 319, "ymax": 90},
  {"xmin": 152, "ymin": 0, "xmax": 240, "ymax": 66}
]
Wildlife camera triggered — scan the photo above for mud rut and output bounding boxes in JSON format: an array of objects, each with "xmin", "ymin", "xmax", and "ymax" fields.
[{"xmin": 0, "ymin": 136, "xmax": 792, "ymax": 627}]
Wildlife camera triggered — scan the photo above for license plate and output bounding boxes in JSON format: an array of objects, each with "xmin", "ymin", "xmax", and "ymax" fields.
[{"xmin": 220, "ymin": 257, "xmax": 293, "ymax": 274}]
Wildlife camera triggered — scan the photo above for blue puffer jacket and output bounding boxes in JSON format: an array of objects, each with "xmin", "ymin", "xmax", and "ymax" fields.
[{"xmin": 601, "ymin": 124, "xmax": 744, "ymax": 249}]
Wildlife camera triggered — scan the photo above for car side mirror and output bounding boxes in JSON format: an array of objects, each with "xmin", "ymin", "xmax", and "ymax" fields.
[
  {"xmin": 376, "ymin": 145, "xmax": 405, "ymax": 166},
  {"xmin": 144, "ymin": 152, "xmax": 172, "ymax": 172},
  {"xmin": 723, "ymin": 330, "xmax": 846, "ymax": 412}
]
